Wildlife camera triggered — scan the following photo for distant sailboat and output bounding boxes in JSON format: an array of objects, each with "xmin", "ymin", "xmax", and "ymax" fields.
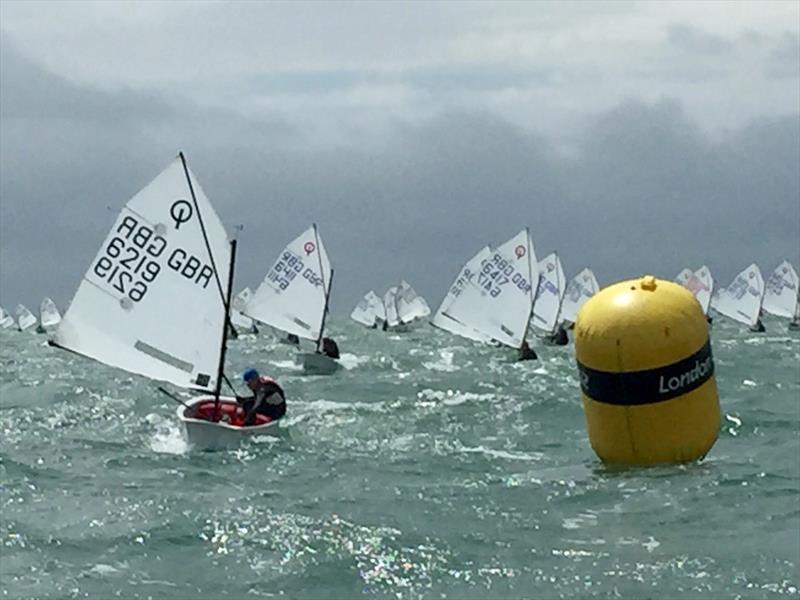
[
  {"xmin": 0, "ymin": 306, "xmax": 14, "ymax": 329},
  {"xmin": 431, "ymin": 246, "xmax": 493, "ymax": 343},
  {"xmin": 244, "ymin": 224, "xmax": 338, "ymax": 374},
  {"xmin": 38, "ymin": 297, "xmax": 62, "ymax": 333},
  {"xmin": 230, "ymin": 287, "xmax": 259, "ymax": 335},
  {"xmin": 351, "ymin": 290, "xmax": 385, "ymax": 328},
  {"xmin": 713, "ymin": 263, "xmax": 765, "ymax": 331},
  {"xmin": 677, "ymin": 266, "xmax": 714, "ymax": 316},
  {"xmin": 443, "ymin": 228, "xmax": 538, "ymax": 351},
  {"xmin": 763, "ymin": 261, "xmax": 799, "ymax": 324},
  {"xmin": 531, "ymin": 252, "xmax": 566, "ymax": 338},
  {"xmin": 559, "ymin": 268, "xmax": 600, "ymax": 326},
  {"xmin": 396, "ymin": 280, "xmax": 430, "ymax": 324},
  {"xmin": 16, "ymin": 304, "xmax": 37, "ymax": 332}
]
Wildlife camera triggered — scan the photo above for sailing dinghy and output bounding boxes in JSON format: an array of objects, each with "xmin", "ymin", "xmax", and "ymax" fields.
[
  {"xmin": 763, "ymin": 261, "xmax": 799, "ymax": 328},
  {"xmin": 443, "ymin": 228, "xmax": 538, "ymax": 353},
  {"xmin": 712, "ymin": 263, "xmax": 766, "ymax": 330},
  {"xmin": 431, "ymin": 246, "xmax": 493, "ymax": 343},
  {"xmin": 676, "ymin": 266, "xmax": 714, "ymax": 317},
  {"xmin": 38, "ymin": 297, "xmax": 62, "ymax": 333},
  {"xmin": 351, "ymin": 290, "xmax": 385, "ymax": 328},
  {"xmin": 244, "ymin": 225, "xmax": 339, "ymax": 375},
  {"xmin": 558, "ymin": 268, "xmax": 600, "ymax": 327},
  {"xmin": 531, "ymin": 252, "xmax": 566, "ymax": 340},
  {"xmin": 396, "ymin": 280, "xmax": 430, "ymax": 324},
  {"xmin": 50, "ymin": 153, "xmax": 280, "ymax": 449},
  {"xmin": 0, "ymin": 307, "xmax": 14, "ymax": 329},
  {"xmin": 16, "ymin": 304, "xmax": 37, "ymax": 332}
]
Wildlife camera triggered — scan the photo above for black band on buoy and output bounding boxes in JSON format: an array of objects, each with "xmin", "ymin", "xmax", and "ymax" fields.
[{"xmin": 577, "ymin": 339, "xmax": 714, "ymax": 406}]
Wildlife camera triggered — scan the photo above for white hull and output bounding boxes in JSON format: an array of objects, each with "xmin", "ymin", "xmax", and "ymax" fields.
[
  {"xmin": 177, "ymin": 396, "xmax": 283, "ymax": 450},
  {"xmin": 298, "ymin": 352, "xmax": 341, "ymax": 375}
]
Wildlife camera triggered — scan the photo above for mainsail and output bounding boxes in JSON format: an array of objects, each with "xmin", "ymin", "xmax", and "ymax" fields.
[
  {"xmin": 0, "ymin": 307, "xmax": 14, "ymax": 329},
  {"xmin": 762, "ymin": 260, "xmax": 799, "ymax": 319},
  {"xmin": 39, "ymin": 297, "xmax": 62, "ymax": 330},
  {"xmin": 531, "ymin": 252, "xmax": 566, "ymax": 335},
  {"xmin": 443, "ymin": 229, "xmax": 537, "ymax": 348},
  {"xmin": 230, "ymin": 287, "xmax": 257, "ymax": 332},
  {"xmin": 431, "ymin": 246, "xmax": 493, "ymax": 343},
  {"xmin": 675, "ymin": 268, "xmax": 693, "ymax": 287},
  {"xmin": 16, "ymin": 304, "xmax": 37, "ymax": 331},
  {"xmin": 396, "ymin": 280, "xmax": 430, "ymax": 323},
  {"xmin": 678, "ymin": 266, "xmax": 714, "ymax": 315},
  {"xmin": 713, "ymin": 263, "xmax": 765, "ymax": 327},
  {"xmin": 383, "ymin": 286, "xmax": 400, "ymax": 327},
  {"xmin": 559, "ymin": 268, "xmax": 600, "ymax": 324},
  {"xmin": 351, "ymin": 290, "xmax": 384, "ymax": 327},
  {"xmin": 244, "ymin": 224, "xmax": 331, "ymax": 343},
  {"xmin": 52, "ymin": 154, "xmax": 231, "ymax": 391}
]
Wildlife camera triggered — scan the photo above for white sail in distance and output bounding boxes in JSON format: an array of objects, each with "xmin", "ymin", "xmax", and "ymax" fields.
[
  {"xmin": 713, "ymin": 263, "xmax": 765, "ymax": 327},
  {"xmin": 0, "ymin": 306, "xmax": 15, "ymax": 328},
  {"xmin": 431, "ymin": 246, "xmax": 493, "ymax": 343},
  {"xmin": 383, "ymin": 286, "xmax": 400, "ymax": 327},
  {"xmin": 39, "ymin": 297, "xmax": 62, "ymax": 331},
  {"xmin": 16, "ymin": 304, "xmax": 37, "ymax": 331},
  {"xmin": 691, "ymin": 266, "xmax": 714, "ymax": 315},
  {"xmin": 52, "ymin": 154, "xmax": 231, "ymax": 391},
  {"xmin": 351, "ymin": 290, "xmax": 384, "ymax": 327},
  {"xmin": 443, "ymin": 228, "xmax": 537, "ymax": 348},
  {"xmin": 244, "ymin": 225, "xmax": 331, "ymax": 342},
  {"xmin": 531, "ymin": 252, "xmax": 566, "ymax": 335},
  {"xmin": 762, "ymin": 260, "xmax": 799, "ymax": 319},
  {"xmin": 396, "ymin": 280, "xmax": 430, "ymax": 323},
  {"xmin": 675, "ymin": 268, "xmax": 693, "ymax": 286},
  {"xmin": 559, "ymin": 268, "xmax": 600, "ymax": 324},
  {"xmin": 230, "ymin": 287, "xmax": 256, "ymax": 332}
]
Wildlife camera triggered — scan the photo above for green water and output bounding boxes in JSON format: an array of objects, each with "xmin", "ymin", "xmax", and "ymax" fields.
[{"xmin": 1, "ymin": 317, "xmax": 798, "ymax": 598}]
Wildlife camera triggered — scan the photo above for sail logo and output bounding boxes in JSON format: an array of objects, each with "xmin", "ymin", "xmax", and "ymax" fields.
[
  {"xmin": 170, "ymin": 199, "xmax": 193, "ymax": 229},
  {"xmin": 658, "ymin": 354, "xmax": 713, "ymax": 395},
  {"xmin": 303, "ymin": 241, "xmax": 316, "ymax": 255},
  {"xmin": 514, "ymin": 245, "xmax": 526, "ymax": 259}
]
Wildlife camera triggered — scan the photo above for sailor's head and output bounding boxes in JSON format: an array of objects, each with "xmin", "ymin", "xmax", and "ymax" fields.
[{"xmin": 243, "ymin": 368, "xmax": 259, "ymax": 389}]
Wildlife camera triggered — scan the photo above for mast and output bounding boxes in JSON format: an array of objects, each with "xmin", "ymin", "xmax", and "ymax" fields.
[
  {"xmin": 521, "ymin": 228, "xmax": 536, "ymax": 349},
  {"xmin": 317, "ymin": 269, "xmax": 334, "ymax": 352},
  {"xmin": 214, "ymin": 239, "xmax": 237, "ymax": 415}
]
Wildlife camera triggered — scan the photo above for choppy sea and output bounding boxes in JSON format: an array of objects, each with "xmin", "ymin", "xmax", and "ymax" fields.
[{"xmin": 1, "ymin": 316, "xmax": 799, "ymax": 599}]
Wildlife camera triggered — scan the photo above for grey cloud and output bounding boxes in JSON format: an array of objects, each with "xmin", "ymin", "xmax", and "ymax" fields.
[
  {"xmin": 666, "ymin": 24, "xmax": 733, "ymax": 55},
  {"xmin": 1, "ymin": 40, "xmax": 798, "ymax": 317}
]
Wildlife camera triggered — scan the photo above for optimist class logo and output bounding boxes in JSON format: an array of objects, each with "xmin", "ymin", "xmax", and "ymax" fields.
[
  {"xmin": 514, "ymin": 245, "xmax": 526, "ymax": 259},
  {"xmin": 303, "ymin": 241, "xmax": 316, "ymax": 255}
]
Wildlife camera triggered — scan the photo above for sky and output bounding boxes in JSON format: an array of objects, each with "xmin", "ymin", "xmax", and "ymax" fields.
[{"xmin": 1, "ymin": 0, "xmax": 798, "ymax": 316}]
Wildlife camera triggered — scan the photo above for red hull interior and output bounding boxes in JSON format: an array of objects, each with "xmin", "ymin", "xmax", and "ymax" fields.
[{"xmin": 189, "ymin": 401, "xmax": 271, "ymax": 428}]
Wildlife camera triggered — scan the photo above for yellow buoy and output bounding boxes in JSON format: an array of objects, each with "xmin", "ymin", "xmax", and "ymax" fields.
[{"xmin": 574, "ymin": 275, "xmax": 720, "ymax": 465}]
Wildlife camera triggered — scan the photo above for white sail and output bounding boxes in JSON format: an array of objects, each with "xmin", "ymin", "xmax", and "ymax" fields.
[
  {"xmin": 691, "ymin": 266, "xmax": 714, "ymax": 315},
  {"xmin": 0, "ymin": 306, "xmax": 14, "ymax": 329},
  {"xmin": 52, "ymin": 154, "xmax": 231, "ymax": 391},
  {"xmin": 443, "ymin": 228, "xmax": 537, "ymax": 348},
  {"xmin": 431, "ymin": 247, "xmax": 493, "ymax": 343},
  {"xmin": 679, "ymin": 266, "xmax": 714, "ymax": 315},
  {"xmin": 675, "ymin": 268, "xmax": 693, "ymax": 286},
  {"xmin": 559, "ymin": 268, "xmax": 600, "ymax": 324},
  {"xmin": 383, "ymin": 286, "xmax": 400, "ymax": 327},
  {"xmin": 244, "ymin": 225, "xmax": 331, "ymax": 342},
  {"xmin": 396, "ymin": 280, "xmax": 430, "ymax": 323},
  {"xmin": 762, "ymin": 261, "xmax": 799, "ymax": 319},
  {"xmin": 39, "ymin": 297, "xmax": 62, "ymax": 331},
  {"xmin": 351, "ymin": 290, "xmax": 384, "ymax": 327},
  {"xmin": 230, "ymin": 287, "xmax": 256, "ymax": 332},
  {"xmin": 16, "ymin": 304, "xmax": 37, "ymax": 331},
  {"xmin": 713, "ymin": 263, "xmax": 765, "ymax": 327},
  {"xmin": 531, "ymin": 252, "xmax": 566, "ymax": 335}
]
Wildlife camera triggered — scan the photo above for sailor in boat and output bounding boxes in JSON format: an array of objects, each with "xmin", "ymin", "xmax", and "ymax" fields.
[
  {"xmin": 321, "ymin": 336, "xmax": 340, "ymax": 359},
  {"xmin": 285, "ymin": 333, "xmax": 300, "ymax": 346},
  {"xmin": 236, "ymin": 368, "xmax": 287, "ymax": 426},
  {"xmin": 546, "ymin": 324, "xmax": 569, "ymax": 346},
  {"xmin": 750, "ymin": 319, "xmax": 766, "ymax": 333},
  {"xmin": 518, "ymin": 340, "xmax": 538, "ymax": 361}
]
